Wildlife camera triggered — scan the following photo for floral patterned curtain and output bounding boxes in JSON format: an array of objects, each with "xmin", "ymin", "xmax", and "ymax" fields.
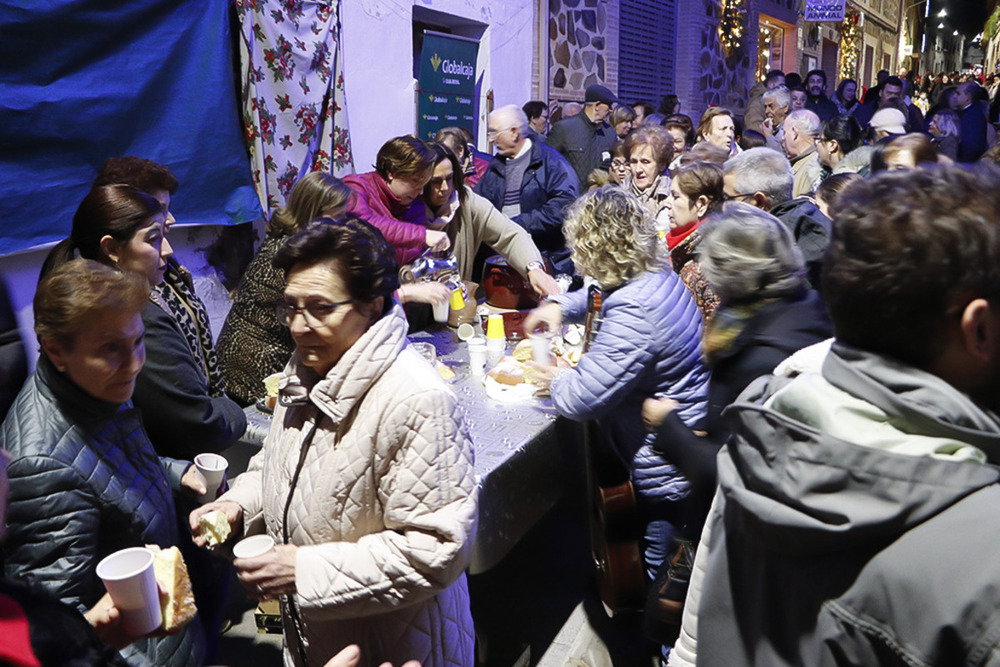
[{"xmin": 236, "ymin": 0, "xmax": 353, "ymax": 212}]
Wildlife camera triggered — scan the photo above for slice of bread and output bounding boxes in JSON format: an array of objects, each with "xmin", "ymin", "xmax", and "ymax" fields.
[
  {"xmin": 147, "ymin": 545, "xmax": 197, "ymax": 631},
  {"xmin": 198, "ymin": 509, "xmax": 231, "ymax": 547}
]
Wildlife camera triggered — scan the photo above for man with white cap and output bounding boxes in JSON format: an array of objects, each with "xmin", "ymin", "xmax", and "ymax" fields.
[
  {"xmin": 869, "ymin": 107, "xmax": 907, "ymax": 142},
  {"xmin": 547, "ymin": 84, "xmax": 620, "ymax": 190}
]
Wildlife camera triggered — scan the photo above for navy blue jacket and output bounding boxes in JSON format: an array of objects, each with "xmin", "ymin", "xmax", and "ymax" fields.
[
  {"xmin": 1, "ymin": 355, "xmax": 205, "ymax": 666},
  {"xmin": 474, "ymin": 140, "xmax": 579, "ymax": 275}
]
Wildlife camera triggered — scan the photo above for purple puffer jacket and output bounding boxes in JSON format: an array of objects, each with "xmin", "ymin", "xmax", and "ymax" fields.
[
  {"xmin": 343, "ymin": 171, "xmax": 429, "ymax": 267},
  {"xmin": 550, "ymin": 269, "xmax": 709, "ymax": 504}
]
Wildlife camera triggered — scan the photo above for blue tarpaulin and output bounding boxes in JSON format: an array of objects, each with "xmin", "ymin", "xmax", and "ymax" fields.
[{"xmin": 0, "ymin": 0, "xmax": 262, "ymax": 255}]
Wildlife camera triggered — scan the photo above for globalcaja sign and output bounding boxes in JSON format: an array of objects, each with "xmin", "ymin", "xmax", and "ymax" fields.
[{"xmin": 417, "ymin": 31, "xmax": 480, "ymax": 141}]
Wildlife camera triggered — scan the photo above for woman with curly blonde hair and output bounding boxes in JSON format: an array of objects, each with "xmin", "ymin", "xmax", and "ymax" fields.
[{"xmin": 524, "ymin": 185, "xmax": 709, "ymax": 583}]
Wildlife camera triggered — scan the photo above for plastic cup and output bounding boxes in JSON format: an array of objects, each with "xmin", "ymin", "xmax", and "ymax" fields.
[
  {"xmin": 456, "ymin": 322, "xmax": 476, "ymax": 341},
  {"xmin": 96, "ymin": 547, "xmax": 162, "ymax": 636},
  {"xmin": 194, "ymin": 453, "xmax": 228, "ymax": 504},
  {"xmin": 232, "ymin": 535, "xmax": 276, "ymax": 560},
  {"xmin": 528, "ymin": 332, "xmax": 552, "ymax": 365},
  {"xmin": 449, "ymin": 287, "xmax": 465, "ymax": 311},
  {"xmin": 411, "ymin": 341, "xmax": 437, "ymax": 366},
  {"xmin": 467, "ymin": 338, "xmax": 487, "ymax": 376},
  {"xmin": 486, "ymin": 314, "xmax": 505, "ymax": 340},
  {"xmin": 432, "ymin": 298, "xmax": 449, "ymax": 323}
]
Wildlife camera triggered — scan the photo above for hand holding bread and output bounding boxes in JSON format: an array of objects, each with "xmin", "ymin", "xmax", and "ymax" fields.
[{"xmin": 189, "ymin": 500, "xmax": 243, "ymax": 548}]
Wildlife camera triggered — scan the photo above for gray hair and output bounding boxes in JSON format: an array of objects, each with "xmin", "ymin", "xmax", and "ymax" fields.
[
  {"xmin": 490, "ymin": 104, "xmax": 529, "ymax": 135},
  {"xmin": 784, "ymin": 109, "xmax": 821, "ymax": 139},
  {"xmin": 723, "ymin": 147, "xmax": 793, "ymax": 207},
  {"xmin": 762, "ymin": 85, "xmax": 791, "ymax": 111},
  {"xmin": 698, "ymin": 202, "xmax": 806, "ymax": 302}
]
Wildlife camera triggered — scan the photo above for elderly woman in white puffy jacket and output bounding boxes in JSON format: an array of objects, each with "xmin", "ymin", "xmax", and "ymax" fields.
[{"xmin": 191, "ymin": 217, "xmax": 478, "ymax": 667}]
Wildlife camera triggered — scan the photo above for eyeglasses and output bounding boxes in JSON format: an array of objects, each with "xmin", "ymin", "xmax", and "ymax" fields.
[
  {"xmin": 276, "ymin": 299, "xmax": 352, "ymax": 328},
  {"xmin": 723, "ymin": 191, "xmax": 757, "ymax": 202},
  {"xmin": 487, "ymin": 127, "xmax": 511, "ymax": 139},
  {"xmin": 611, "ymin": 159, "xmax": 629, "ymax": 169}
]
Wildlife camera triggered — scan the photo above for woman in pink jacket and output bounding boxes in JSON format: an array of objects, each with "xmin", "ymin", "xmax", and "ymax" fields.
[{"xmin": 344, "ymin": 136, "xmax": 452, "ymax": 309}]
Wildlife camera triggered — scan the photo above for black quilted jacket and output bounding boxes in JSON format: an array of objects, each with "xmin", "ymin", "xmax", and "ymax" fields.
[{"xmin": 0, "ymin": 355, "xmax": 205, "ymax": 666}]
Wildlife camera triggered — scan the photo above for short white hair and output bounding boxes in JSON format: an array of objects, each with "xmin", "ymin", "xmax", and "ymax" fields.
[
  {"xmin": 784, "ymin": 109, "xmax": 821, "ymax": 138},
  {"xmin": 490, "ymin": 105, "xmax": 529, "ymax": 135},
  {"xmin": 762, "ymin": 85, "xmax": 791, "ymax": 111}
]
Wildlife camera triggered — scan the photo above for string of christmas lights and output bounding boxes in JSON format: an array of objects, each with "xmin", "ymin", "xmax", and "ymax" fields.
[
  {"xmin": 839, "ymin": 5, "xmax": 861, "ymax": 80},
  {"xmin": 720, "ymin": 0, "xmax": 747, "ymax": 54}
]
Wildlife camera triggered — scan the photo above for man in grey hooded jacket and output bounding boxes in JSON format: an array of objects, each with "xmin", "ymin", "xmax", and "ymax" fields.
[{"xmin": 688, "ymin": 164, "xmax": 1000, "ymax": 666}]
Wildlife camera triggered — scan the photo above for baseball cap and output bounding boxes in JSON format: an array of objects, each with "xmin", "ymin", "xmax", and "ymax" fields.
[{"xmin": 869, "ymin": 108, "xmax": 906, "ymax": 135}]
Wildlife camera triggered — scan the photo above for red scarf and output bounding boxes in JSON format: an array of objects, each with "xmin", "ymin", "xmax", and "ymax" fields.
[
  {"xmin": 0, "ymin": 593, "xmax": 41, "ymax": 667},
  {"xmin": 666, "ymin": 219, "xmax": 701, "ymax": 251}
]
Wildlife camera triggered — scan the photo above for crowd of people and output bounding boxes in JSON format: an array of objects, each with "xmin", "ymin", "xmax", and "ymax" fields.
[{"xmin": 2, "ymin": 64, "xmax": 1000, "ymax": 667}]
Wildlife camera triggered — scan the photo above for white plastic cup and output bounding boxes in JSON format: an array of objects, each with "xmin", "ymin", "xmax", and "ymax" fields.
[
  {"xmin": 456, "ymin": 322, "xmax": 476, "ymax": 341},
  {"xmin": 529, "ymin": 334, "xmax": 552, "ymax": 365},
  {"xmin": 467, "ymin": 338, "xmax": 487, "ymax": 376},
  {"xmin": 486, "ymin": 337, "xmax": 506, "ymax": 367},
  {"xmin": 194, "ymin": 453, "xmax": 228, "ymax": 504},
  {"xmin": 432, "ymin": 298, "xmax": 449, "ymax": 323},
  {"xmin": 96, "ymin": 547, "xmax": 162, "ymax": 636},
  {"xmin": 232, "ymin": 535, "xmax": 276, "ymax": 560}
]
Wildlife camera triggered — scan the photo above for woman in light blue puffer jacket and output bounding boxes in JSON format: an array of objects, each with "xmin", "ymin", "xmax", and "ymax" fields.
[{"xmin": 525, "ymin": 185, "xmax": 709, "ymax": 578}]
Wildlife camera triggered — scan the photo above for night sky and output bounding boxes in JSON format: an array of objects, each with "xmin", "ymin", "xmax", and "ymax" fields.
[{"xmin": 938, "ymin": 0, "xmax": 989, "ymax": 39}]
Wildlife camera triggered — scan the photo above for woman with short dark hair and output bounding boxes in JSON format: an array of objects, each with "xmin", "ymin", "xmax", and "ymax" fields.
[
  {"xmin": 344, "ymin": 136, "xmax": 449, "ymax": 267},
  {"xmin": 192, "ymin": 218, "xmax": 478, "ymax": 667},
  {"xmin": 664, "ymin": 162, "xmax": 725, "ymax": 321},
  {"xmin": 624, "ymin": 125, "xmax": 675, "ymax": 230},
  {"xmin": 421, "ymin": 143, "xmax": 559, "ymax": 296}
]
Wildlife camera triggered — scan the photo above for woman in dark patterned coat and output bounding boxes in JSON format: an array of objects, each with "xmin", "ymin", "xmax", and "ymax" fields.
[{"xmin": 217, "ymin": 172, "xmax": 352, "ymax": 406}]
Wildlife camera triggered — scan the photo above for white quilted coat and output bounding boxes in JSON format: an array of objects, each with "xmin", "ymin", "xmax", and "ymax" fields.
[{"xmin": 223, "ymin": 305, "xmax": 478, "ymax": 667}]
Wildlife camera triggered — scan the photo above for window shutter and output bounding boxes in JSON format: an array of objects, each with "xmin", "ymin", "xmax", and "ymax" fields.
[{"xmin": 618, "ymin": 0, "xmax": 678, "ymax": 105}]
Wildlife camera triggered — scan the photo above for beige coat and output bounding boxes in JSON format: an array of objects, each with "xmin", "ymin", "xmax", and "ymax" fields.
[
  {"xmin": 434, "ymin": 186, "xmax": 544, "ymax": 282},
  {"xmin": 224, "ymin": 305, "xmax": 478, "ymax": 667}
]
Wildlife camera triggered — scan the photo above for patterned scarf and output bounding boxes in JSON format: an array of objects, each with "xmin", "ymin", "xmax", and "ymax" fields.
[
  {"xmin": 702, "ymin": 298, "xmax": 776, "ymax": 366},
  {"xmin": 150, "ymin": 259, "xmax": 227, "ymax": 397}
]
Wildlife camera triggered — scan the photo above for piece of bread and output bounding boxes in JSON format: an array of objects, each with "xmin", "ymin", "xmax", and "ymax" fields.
[
  {"xmin": 512, "ymin": 339, "xmax": 534, "ymax": 363},
  {"xmin": 488, "ymin": 358, "xmax": 526, "ymax": 386},
  {"xmin": 198, "ymin": 510, "xmax": 231, "ymax": 547},
  {"xmin": 147, "ymin": 545, "xmax": 197, "ymax": 631}
]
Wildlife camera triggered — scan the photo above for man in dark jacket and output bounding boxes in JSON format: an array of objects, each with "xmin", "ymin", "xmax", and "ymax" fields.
[
  {"xmin": 474, "ymin": 104, "xmax": 579, "ymax": 275},
  {"xmin": 803, "ymin": 69, "xmax": 839, "ymax": 121},
  {"xmin": 953, "ymin": 81, "xmax": 988, "ymax": 162},
  {"xmin": 850, "ymin": 75, "xmax": 924, "ymax": 133},
  {"xmin": 722, "ymin": 147, "xmax": 831, "ymax": 290},
  {"xmin": 691, "ymin": 164, "xmax": 1000, "ymax": 667},
  {"xmin": 546, "ymin": 84, "xmax": 618, "ymax": 190}
]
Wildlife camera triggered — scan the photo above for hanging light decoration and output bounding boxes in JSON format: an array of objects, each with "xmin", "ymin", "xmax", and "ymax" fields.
[
  {"xmin": 839, "ymin": 5, "xmax": 861, "ymax": 80},
  {"xmin": 756, "ymin": 25, "xmax": 773, "ymax": 82},
  {"xmin": 719, "ymin": 0, "xmax": 747, "ymax": 54}
]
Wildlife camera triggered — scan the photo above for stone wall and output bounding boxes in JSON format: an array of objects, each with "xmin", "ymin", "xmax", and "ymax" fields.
[
  {"xmin": 675, "ymin": 0, "xmax": 754, "ymax": 119},
  {"xmin": 548, "ymin": 0, "xmax": 618, "ymax": 102}
]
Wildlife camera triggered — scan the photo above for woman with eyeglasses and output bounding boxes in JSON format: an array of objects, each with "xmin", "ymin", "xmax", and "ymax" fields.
[
  {"xmin": 191, "ymin": 218, "xmax": 477, "ymax": 667},
  {"xmin": 607, "ymin": 140, "xmax": 630, "ymax": 186},
  {"xmin": 217, "ymin": 172, "xmax": 353, "ymax": 406}
]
